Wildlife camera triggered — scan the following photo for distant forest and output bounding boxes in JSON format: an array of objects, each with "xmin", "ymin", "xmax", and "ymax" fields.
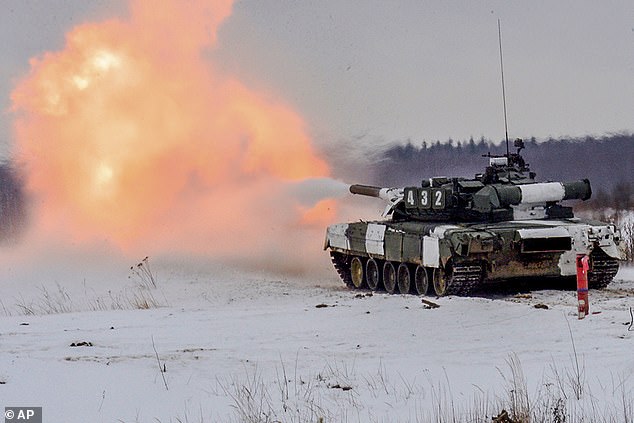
[
  {"xmin": 0, "ymin": 161, "xmax": 26, "ymax": 242},
  {"xmin": 372, "ymin": 133, "xmax": 634, "ymax": 210}
]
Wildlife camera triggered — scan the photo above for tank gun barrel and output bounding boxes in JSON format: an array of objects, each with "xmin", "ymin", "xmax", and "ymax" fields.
[
  {"xmin": 349, "ymin": 184, "xmax": 382, "ymax": 198},
  {"xmin": 349, "ymin": 184, "xmax": 404, "ymax": 217},
  {"xmin": 561, "ymin": 179, "xmax": 592, "ymax": 201}
]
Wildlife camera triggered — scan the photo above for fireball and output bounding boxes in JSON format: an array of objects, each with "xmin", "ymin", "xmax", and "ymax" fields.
[{"xmin": 11, "ymin": 0, "xmax": 334, "ymax": 258}]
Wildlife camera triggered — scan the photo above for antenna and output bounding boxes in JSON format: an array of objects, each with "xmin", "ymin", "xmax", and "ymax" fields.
[{"xmin": 497, "ymin": 19, "xmax": 510, "ymax": 162}]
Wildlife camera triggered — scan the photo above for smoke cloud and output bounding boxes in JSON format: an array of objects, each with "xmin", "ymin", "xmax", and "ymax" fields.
[{"xmin": 8, "ymin": 0, "xmax": 349, "ymax": 274}]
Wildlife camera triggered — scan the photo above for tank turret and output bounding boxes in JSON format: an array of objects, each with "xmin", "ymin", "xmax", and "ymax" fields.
[
  {"xmin": 325, "ymin": 141, "xmax": 624, "ymax": 296},
  {"xmin": 352, "ymin": 179, "xmax": 592, "ymax": 221},
  {"xmin": 351, "ymin": 140, "xmax": 592, "ymax": 222}
]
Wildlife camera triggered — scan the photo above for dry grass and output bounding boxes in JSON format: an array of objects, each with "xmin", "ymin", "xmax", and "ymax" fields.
[
  {"xmin": 212, "ymin": 353, "xmax": 633, "ymax": 423},
  {"xmin": 10, "ymin": 256, "xmax": 164, "ymax": 315}
]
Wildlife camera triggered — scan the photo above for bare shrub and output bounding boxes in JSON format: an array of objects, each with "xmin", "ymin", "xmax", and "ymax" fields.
[
  {"xmin": 11, "ymin": 257, "xmax": 164, "ymax": 315},
  {"xmin": 128, "ymin": 287, "xmax": 161, "ymax": 310},
  {"xmin": 125, "ymin": 256, "xmax": 165, "ymax": 309},
  {"xmin": 497, "ymin": 353, "xmax": 531, "ymax": 422},
  {"xmin": 129, "ymin": 256, "xmax": 158, "ymax": 288},
  {"xmin": 578, "ymin": 209, "xmax": 634, "ymax": 262},
  {"xmin": 620, "ymin": 215, "xmax": 634, "ymax": 262},
  {"xmin": 15, "ymin": 283, "xmax": 73, "ymax": 315}
]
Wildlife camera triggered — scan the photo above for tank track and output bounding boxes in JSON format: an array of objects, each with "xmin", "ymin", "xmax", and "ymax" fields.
[
  {"xmin": 330, "ymin": 252, "xmax": 484, "ymax": 296},
  {"xmin": 330, "ymin": 252, "xmax": 354, "ymax": 288},
  {"xmin": 445, "ymin": 264, "xmax": 483, "ymax": 296},
  {"xmin": 588, "ymin": 250, "xmax": 619, "ymax": 289},
  {"xmin": 331, "ymin": 250, "xmax": 618, "ymax": 294}
]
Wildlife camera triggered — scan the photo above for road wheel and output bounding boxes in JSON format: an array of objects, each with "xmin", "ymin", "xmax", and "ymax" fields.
[
  {"xmin": 414, "ymin": 265, "xmax": 429, "ymax": 295},
  {"xmin": 366, "ymin": 258, "xmax": 381, "ymax": 290},
  {"xmin": 397, "ymin": 263, "xmax": 412, "ymax": 294},
  {"xmin": 433, "ymin": 266, "xmax": 449, "ymax": 296},
  {"xmin": 383, "ymin": 261, "xmax": 397, "ymax": 294},
  {"xmin": 350, "ymin": 256, "xmax": 365, "ymax": 288}
]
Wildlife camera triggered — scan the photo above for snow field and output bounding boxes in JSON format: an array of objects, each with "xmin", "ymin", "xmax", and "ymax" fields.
[{"xmin": 0, "ymin": 262, "xmax": 633, "ymax": 422}]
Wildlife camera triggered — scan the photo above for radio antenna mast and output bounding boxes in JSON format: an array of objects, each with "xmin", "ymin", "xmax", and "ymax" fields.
[{"xmin": 497, "ymin": 19, "xmax": 510, "ymax": 163}]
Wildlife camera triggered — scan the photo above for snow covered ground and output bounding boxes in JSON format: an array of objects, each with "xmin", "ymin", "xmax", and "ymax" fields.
[{"xmin": 1, "ymin": 259, "xmax": 633, "ymax": 422}]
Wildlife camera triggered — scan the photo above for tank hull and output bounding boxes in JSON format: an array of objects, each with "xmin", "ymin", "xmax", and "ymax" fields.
[{"xmin": 325, "ymin": 218, "xmax": 623, "ymax": 295}]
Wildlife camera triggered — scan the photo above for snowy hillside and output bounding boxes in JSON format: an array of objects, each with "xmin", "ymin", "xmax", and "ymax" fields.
[{"xmin": 1, "ymin": 260, "xmax": 633, "ymax": 422}]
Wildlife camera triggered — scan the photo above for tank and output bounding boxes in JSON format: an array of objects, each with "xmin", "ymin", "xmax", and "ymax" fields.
[{"xmin": 324, "ymin": 139, "xmax": 625, "ymax": 296}]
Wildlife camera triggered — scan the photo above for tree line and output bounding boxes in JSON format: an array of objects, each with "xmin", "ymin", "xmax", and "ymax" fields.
[
  {"xmin": 372, "ymin": 133, "xmax": 634, "ymax": 211},
  {"xmin": 0, "ymin": 161, "xmax": 26, "ymax": 242}
]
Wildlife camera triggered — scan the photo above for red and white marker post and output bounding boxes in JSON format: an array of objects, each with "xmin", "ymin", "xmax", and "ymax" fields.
[{"xmin": 576, "ymin": 254, "xmax": 590, "ymax": 319}]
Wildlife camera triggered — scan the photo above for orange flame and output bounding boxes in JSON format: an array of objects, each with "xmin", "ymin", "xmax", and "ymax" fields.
[{"xmin": 11, "ymin": 0, "xmax": 334, "ymax": 264}]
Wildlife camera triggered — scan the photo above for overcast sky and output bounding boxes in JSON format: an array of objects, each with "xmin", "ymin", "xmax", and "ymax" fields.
[{"xmin": 1, "ymin": 1, "xmax": 633, "ymax": 158}]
